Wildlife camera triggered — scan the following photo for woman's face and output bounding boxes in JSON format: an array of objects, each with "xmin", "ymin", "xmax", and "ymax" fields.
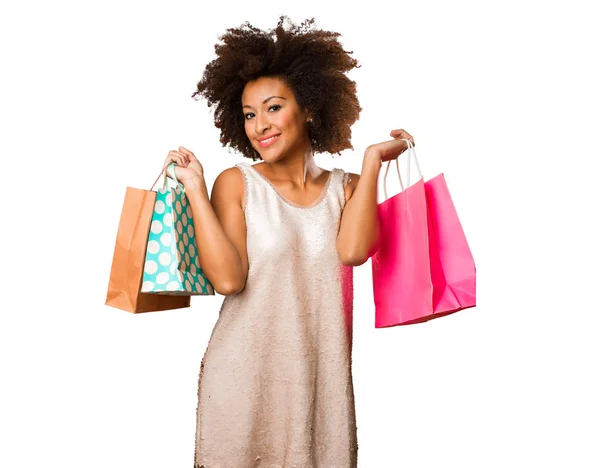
[{"xmin": 242, "ymin": 76, "xmax": 311, "ymax": 162}]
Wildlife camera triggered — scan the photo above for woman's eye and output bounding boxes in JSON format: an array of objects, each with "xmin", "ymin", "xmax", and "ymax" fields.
[{"xmin": 244, "ymin": 105, "xmax": 281, "ymax": 120}]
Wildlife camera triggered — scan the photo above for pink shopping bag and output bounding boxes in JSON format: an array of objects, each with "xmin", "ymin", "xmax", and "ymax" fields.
[
  {"xmin": 371, "ymin": 139, "xmax": 476, "ymax": 327},
  {"xmin": 426, "ymin": 173, "xmax": 476, "ymax": 318}
]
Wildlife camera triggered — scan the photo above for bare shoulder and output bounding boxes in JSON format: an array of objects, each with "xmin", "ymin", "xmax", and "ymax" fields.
[
  {"xmin": 343, "ymin": 171, "xmax": 361, "ymax": 204},
  {"xmin": 211, "ymin": 165, "xmax": 245, "ymax": 210}
]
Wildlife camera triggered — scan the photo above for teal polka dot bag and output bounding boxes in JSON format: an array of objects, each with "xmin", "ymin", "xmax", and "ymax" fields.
[{"xmin": 141, "ymin": 163, "xmax": 214, "ymax": 296}]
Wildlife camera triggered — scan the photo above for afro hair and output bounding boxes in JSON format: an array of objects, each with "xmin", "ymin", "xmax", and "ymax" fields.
[{"xmin": 191, "ymin": 15, "xmax": 362, "ymax": 161}]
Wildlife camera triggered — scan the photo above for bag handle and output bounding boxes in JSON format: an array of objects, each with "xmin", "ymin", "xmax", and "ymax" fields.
[
  {"xmin": 149, "ymin": 162, "xmax": 181, "ymax": 191},
  {"xmin": 382, "ymin": 138, "xmax": 423, "ymax": 200}
]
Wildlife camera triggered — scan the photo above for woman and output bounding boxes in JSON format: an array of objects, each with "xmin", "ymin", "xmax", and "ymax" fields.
[{"xmin": 163, "ymin": 16, "xmax": 415, "ymax": 468}]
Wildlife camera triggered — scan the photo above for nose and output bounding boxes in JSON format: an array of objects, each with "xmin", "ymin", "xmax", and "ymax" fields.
[{"xmin": 255, "ymin": 111, "xmax": 271, "ymax": 136}]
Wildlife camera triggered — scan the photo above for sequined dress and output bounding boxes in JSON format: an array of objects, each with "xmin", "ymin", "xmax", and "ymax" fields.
[{"xmin": 193, "ymin": 161, "xmax": 357, "ymax": 467}]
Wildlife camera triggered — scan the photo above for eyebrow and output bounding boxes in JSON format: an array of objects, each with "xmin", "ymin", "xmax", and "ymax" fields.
[{"xmin": 242, "ymin": 96, "xmax": 287, "ymax": 109}]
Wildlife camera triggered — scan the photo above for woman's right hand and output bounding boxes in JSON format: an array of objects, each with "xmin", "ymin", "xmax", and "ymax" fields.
[{"xmin": 163, "ymin": 146, "xmax": 205, "ymax": 187}]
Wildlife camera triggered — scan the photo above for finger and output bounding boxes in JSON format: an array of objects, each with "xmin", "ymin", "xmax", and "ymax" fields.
[
  {"xmin": 175, "ymin": 150, "xmax": 190, "ymax": 165},
  {"xmin": 164, "ymin": 153, "xmax": 175, "ymax": 168},
  {"xmin": 390, "ymin": 130, "xmax": 409, "ymax": 141},
  {"xmin": 177, "ymin": 148, "xmax": 193, "ymax": 165},
  {"xmin": 167, "ymin": 151, "xmax": 184, "ymax": 164},
  {"xmin": 174, "ymin": 149, "xmax": 189, "ymax": 162},
  {"xmin": 179, "ymin": 146, "xmax": 195, "ymax": 158},
  {"xmin": 166, "ymin": 151, "xmax": 187, "ymax": 167},
  {"xmin": 391, "ymin": 130, "xmax": 414, "ymax": 146}
]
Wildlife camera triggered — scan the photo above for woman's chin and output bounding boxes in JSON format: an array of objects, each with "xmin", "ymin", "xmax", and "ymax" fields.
[{"xmin": 260, "ymin": 150, "xmax": 283, "ymax": 162}]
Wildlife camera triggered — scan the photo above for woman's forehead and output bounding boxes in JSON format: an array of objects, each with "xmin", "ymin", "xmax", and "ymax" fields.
[{"xmin": 242, "ymin": 77, "xmax": 293, "ymax": 102}]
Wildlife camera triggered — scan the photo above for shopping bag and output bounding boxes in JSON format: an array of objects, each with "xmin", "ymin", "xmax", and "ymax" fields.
[
  {"xmin": 371, "ymin": 143, "xmax": 433, "ymax": 327},
  {"xmin": 105, "ymin": 164, "xmax": 191, "ymax": 313},
  {"xmin": 425, "ymin": 173, "xmax": 476, "ymax": 318},
  {"xmin": 141, "ymin": 163, "xmax": 215, "ymax": 296},
  {"xmin": 371, "ymin": 139, "xmax": 476, "ymax": 327}
]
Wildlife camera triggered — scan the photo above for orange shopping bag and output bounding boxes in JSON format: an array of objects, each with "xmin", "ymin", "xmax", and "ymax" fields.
[{"xmin": 105, "ymin": 166, "xmax": 191, "ymax": 313}]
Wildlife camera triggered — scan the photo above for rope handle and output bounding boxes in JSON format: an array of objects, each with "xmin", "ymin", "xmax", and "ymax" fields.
[
  {"xmin": 382, "ymin": 138, "xmax": 423, "ymax": 200},
  {"xmin": 149, "ymin": 162, "xmax": 182, "ymax": 191}
]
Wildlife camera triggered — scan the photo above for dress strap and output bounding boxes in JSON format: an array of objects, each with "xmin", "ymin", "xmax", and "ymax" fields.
[{"xmin": 234, "ymin": 162, "xmax": 251, "ymax": 212}]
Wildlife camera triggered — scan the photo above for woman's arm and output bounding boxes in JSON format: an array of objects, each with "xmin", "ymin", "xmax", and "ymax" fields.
[
  {"xmin": 185, "ymin": 168, "xmax": 249, "ymax": 295},
  {"xmin": 336, "ymin": 150, "xmax": 382, "ymax": 266},
  {"xmin": 336, "ymin": 130, "xmax": 415, "ymax": 266}
]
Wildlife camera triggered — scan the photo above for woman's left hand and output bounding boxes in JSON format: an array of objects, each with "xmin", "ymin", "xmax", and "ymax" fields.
[{"xmin": 366, "ymin": 129, "xmax": 415, "ymax": 162}]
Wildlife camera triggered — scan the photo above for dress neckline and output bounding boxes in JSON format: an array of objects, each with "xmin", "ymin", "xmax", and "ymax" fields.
[{"xmin": 244, "ymin": 163, "xmax": 334, "ymax": 210}]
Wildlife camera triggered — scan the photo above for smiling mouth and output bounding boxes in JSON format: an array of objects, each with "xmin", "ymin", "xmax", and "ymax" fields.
[{"xmin": 257, "ymin": 134, "xmax": 281, "ymax": 147}]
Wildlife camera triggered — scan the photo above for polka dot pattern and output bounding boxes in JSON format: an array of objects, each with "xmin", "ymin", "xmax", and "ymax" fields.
[{"xmin": 141, "ymin": 177, "xmax": 214, "ymax": 296}]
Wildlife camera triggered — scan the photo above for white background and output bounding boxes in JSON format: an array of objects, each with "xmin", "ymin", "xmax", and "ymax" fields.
[{"xmin": 1, "ymin": 0, "xmax": 599, "ymax": 467}]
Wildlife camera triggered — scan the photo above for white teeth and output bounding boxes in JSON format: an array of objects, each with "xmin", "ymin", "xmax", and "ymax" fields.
[{"xmin": 261, "ymin": 135, "xmax": 279, "ymax": 143}]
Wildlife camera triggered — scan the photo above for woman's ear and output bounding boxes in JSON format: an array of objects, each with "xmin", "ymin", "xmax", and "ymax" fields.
[{"xmin": 303, "ymin": 107, "xmax": 312, "ymax": 123}]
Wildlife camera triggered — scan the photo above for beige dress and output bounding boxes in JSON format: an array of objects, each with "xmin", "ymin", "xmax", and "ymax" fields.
[{"xmin": 193, "ymin": 161, "xmax": 357, "ymax": 468}]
